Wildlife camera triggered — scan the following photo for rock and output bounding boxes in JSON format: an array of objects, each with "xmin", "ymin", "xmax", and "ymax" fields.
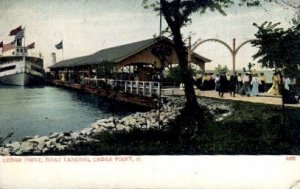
[
  {"xmin": 45, "ymin": 141, "xmax": 52, "ymax": 148},
  {"xmin": 6, "ymin": 142, "xmax": 21, "ymax": 150},
  {"xmin": 19, "ymin": 142, "xmax": 33, "ymax": 153},
  {"xmin": 107, "ymin": 117, "xmax": 115, "ymax": 122},
  {"xmin": 33, "ymin": 135, "xmax": 40, "ymax": 139},
  {"xmin": 93, "ymin": 127, "xmax": 107, "ymax": 133},
  {"xmin": 91, "ymin": 123, "xmax": 100, "ymax": 129},
  {"xmin": 76, "ymin": 135, "xmax": 88, "ymax": 142},
  {"xmin": 115, "ymin": 124, "xmax": 130, "ymax": 131},
  {"xmin": 50, "ymin": 132, "xmax": 61, "ymax": 139},
  {"xmin": 21, "ymin": 136, "xmax": 33, "ymax": 142},
  {"xmin": 42, "ymin": 147, "xmax": 49, "ymax": 153},
  {"xmin": 63, "ymin": 132, "xmax": 71, "ymax": 137},
  {"xmin": 100, "ymin": 122, "xmax": 115, "ymax": 129},
  {"xmin": 71, "ymin": 132, "xmax": 80, "ymax": 138},
  {"xmin": 0, "ymin": 148, "xmax": 10, "ymax": 156},
  {"xmin": 55, "ymin": 144, "xmax": 66, "ymax": 151},
  {"xmin": 80, "ymin": 128, "xmax": 93, "ymax": 136},
  {"xmin": 28, "ymin": 136, "xmax": 48, "ymax": 143}
]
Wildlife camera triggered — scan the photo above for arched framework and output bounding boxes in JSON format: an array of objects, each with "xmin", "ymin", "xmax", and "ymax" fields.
[{"xmin": 190, "ymin": 38, "xmax": 254, "ymax": 71}]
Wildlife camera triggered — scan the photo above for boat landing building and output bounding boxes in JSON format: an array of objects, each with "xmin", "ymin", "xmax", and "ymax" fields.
[{"xmin": 50, "ymin": 37, "xmax": 210, "ymax": 83}]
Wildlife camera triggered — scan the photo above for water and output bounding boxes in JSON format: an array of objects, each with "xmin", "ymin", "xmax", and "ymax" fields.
[{"xmin": 0, "ymin": 85, "xmax": 138, "ymax": 142}]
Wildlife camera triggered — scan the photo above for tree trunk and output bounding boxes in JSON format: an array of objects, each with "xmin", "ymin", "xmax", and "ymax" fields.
[
  {"xmin": 172, "ymin": 27, "xmax": 198, "ymax": 109},
  {"xmin": 279, "ymin": 73, "xmax": 287, "ymax": 140}
]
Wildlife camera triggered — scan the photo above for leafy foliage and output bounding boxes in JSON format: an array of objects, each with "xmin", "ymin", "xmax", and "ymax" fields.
[
  {"xmin": 215, "ymin": 64, "xmax": 229, "ymax": 74},
  {"xmin": 151, "ymin": 42, "xmax": 173, "ymax": 70},
  {"xmin": 167, "ymin": 65, "xmax": 196, "ymax": 83},
  {"xmin": 143, "ymin": 0, "xmax": 278, "ymax": 30},
  {"xmin": 96, "ymin": 61, "xmax": 116, "ymax": 80},
  {"xmin": 252, "ymin": 21, "xmax": 300, "ymax": 77}
]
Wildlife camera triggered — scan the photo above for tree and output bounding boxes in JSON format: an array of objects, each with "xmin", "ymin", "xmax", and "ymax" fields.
[
  {"xmin": 151, "ymin": 41, "xmax": 173, "ymax": 71},
  {"xmin": 143, "ymin": 0, "xmax": 278, "ymax": 109},
  {"xmin": 252, "ymin": 21, "xmax": 300, "ymax": 76},
  {"xmin": 168, "ymin": 65, "xmax": 196, "ymax": 84},
  {"xmin": 251, "ymin": 21, "xmax": 300, "ymax": 139},
  {"xmin": 215, "ymin": 64, "xmax": 228, "ymax": 74},
  {"xmin": 96, "ymin": 61, "xmax": 116, "ymax": 83}
]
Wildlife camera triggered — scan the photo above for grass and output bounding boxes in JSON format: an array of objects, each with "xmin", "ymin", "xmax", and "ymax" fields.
[{"xmin": 39, "ymin": 97, "xmax": 300, "ymax": 155}]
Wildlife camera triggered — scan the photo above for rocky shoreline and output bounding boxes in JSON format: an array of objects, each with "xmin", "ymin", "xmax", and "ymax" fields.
[{"xmin": 0, "ymin": 97, "xmax": 232, "ymax": 156}]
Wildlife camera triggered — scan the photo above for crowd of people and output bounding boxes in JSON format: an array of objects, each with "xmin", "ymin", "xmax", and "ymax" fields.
[{"xmin": 194, "ymin": 72, "xmax": 299, "ymax": 103}]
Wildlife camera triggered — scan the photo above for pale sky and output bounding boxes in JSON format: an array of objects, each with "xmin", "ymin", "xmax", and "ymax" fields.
[{"xmin": 0, "ymin": 0, "xmax": 297, "ymax": 70}]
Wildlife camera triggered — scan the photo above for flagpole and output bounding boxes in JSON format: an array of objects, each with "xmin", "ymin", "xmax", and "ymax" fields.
[
  {"xmin": 23, "ymin": 27, "xmax": 26, "ymax": 49},
  {"xmin": 22, "ymin": 26, "xmax": 25, "ymax": 60},
  {"xmin": 62, "ymin": 39, "xmax": 64, "ymax": 61},
  {"xmin": 62, "ymin": 48, "xmax": 64, "ymax": 61}
]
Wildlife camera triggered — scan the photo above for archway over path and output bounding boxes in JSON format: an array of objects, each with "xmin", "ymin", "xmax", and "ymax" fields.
[{"xmin": 189, "ymin": 38, "xmax": 254, "ymax": 72}]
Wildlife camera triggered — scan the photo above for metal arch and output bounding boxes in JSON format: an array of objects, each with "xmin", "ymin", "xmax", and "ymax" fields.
[
  {"xmin": 191, "ymin": 38, "xmax": 234, "ymax": 54},
  {"xmin": 235, "ymin": 39, "xmax": 255, "ymax": 54},
  {"xmin": 190, "ymin": 38, "xmax": 255, "ymax": 71}
]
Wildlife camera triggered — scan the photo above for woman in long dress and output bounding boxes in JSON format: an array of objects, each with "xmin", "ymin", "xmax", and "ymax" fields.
[
  {"xmin": 267, "ymin": 74, "xmax": 280, "ymax": 95},
  {"xmin": 251, "ymin": 74, "xmax": 261, "ymax": 96}
]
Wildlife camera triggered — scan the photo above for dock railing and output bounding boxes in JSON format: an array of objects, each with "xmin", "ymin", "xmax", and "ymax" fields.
[{"xmin": 82, "ymin": 78, "xmax": 161, "ymax": 97}]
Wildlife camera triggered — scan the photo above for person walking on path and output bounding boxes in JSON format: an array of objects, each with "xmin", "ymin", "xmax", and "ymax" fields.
[
  {"xmin": 268, "ymin": 73, "xmax": 281, "ymax": 95},
  {"xmin": 237, "ymin": 73, "xmax": 242, "ymax": 93},
  {"xmin": 283, "ymin": 76, "xmax": 291, "ymax": 91},
  {"xmin": 218, "ymin": 72, "xmax": 228, "ymax": 97},
  {"xmin": 259, "ymin": 72, "xmax": 266, "ymax": 93},
  {"xmin": 215, "ymin": 74, "xmax": 220, "ymax": 91},
  {"xmin": 251, "ymin": 74, "xmax": 261, "ymax": 96},
  {"xmin": 240, "ymin": 72, "xmax": 251, "ymax": 96},
  {"xmin": 229, "ymin": 72, "xmax": 238, "ymax": 97}
]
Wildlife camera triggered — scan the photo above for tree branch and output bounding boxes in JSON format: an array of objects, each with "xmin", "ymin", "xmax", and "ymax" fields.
[{"xmin": 280, "ymin": 0, "xmax": 299, "ymax": 9}]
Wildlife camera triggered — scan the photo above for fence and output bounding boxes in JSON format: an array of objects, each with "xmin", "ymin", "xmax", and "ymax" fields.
[{"xmin": 82, "ymin": 78, "xmax": 161, "ymax": 97}]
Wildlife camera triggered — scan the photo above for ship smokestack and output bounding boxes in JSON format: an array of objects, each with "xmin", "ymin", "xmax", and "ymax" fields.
[{"xmin": 51, "ymin": 52, "xmax": 56, "ymax": 66}]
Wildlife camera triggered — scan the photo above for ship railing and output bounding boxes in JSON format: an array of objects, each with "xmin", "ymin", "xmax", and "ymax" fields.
[{"xmin": 82, "ymin": 78, "xmax": 160, "ymax": 97}]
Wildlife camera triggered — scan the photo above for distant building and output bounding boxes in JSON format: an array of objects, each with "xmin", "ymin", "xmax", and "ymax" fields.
[{"xmin": 50, "ymin": 37, "xmax": 210, "ymax": 81}]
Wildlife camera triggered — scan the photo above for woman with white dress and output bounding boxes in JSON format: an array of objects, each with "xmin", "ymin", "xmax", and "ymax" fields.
[{"xmin": 251, "ymin": 74, "xmax": 261, "ymax": 96}]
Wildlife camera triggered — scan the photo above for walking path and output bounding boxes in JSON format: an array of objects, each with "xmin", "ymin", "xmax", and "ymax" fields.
[{"xmin": 162, "ymin": 88, "xmax": 300, "ymax": 108}]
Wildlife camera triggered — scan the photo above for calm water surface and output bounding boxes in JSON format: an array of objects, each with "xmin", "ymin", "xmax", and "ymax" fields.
[{"xmin": 0, "ymin": 85, "xmax": 137, "ymax": 142}]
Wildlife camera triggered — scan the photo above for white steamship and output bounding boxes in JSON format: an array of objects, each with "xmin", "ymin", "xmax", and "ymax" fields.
[{"xmin": 0, "ymin": 46, "xmax": 44, "ymax": 86}]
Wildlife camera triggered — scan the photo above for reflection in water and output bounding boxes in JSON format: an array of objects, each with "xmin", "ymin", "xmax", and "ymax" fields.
[{"xmin": 0, "ymin": 85, "xmax": 139, "ymax": 142}]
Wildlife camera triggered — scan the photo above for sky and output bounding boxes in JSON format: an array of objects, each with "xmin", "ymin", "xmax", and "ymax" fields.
[{"xmin": 0, "ymin": 0, "xmax": 298, "ymax": 71}]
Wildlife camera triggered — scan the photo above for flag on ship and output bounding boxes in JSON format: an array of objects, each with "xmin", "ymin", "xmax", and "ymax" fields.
[
  {"xmin": 2, "ymin": 42, "xmax": 15, "ymax": 52},
  {"xmin": 55, "ymin": 40, "xmax": 63, "ymax": 50},
  {"xmin": 9, "ymin": 25, "xmax": 22, "ymax": 36},
  {"xmin": 27, "ymin": 42, "xmax": 35, "ymax": 49}
]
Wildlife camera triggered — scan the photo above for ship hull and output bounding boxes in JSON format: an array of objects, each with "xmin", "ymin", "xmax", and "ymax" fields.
[
  {"xmin": 0, "ymin": 72, "xmax": 44, "ymax": 86},
  {"xmin": 0, "ymin": 56, "xmax": 44, "ymax": 86}
]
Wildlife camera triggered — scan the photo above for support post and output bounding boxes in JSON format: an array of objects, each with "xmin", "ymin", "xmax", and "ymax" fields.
[
  {"xmin": 157, "ymin": 82, "xmax": 161, "ymax": 96},
  {"xmin": 136, "ymin": 81, "xmax": 139, "ymax": 95},
  {"xmin": 130, "ymin": 81, "xmax": 133, "ymax": 93},
  {"xmin": 149, "ymin": 82, "xmax": 153, "ymax": 96},
  {"xmin": 142, "ymin": 82, "xmax": 145, "ymax": 96},
  {"xmin": 232, "ymin": 38, "xmax": 236, "ymax": 72}
]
